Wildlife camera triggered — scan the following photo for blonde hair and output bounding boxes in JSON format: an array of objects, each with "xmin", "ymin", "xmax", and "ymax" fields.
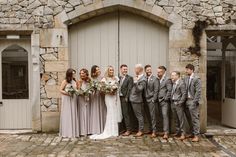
[
  {"xmin": 104, "ymin": 65, "xmax": 115, "ymax": 79},
  {"xmin": 135, "ymin": 64, "xmax": 144, "ymax": 72}
]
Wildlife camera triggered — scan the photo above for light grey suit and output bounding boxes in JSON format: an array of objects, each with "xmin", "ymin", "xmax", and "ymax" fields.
[
  {"xmin": 171, "ymin": 79, "xmax": 187, "ymax": 135},
  {"xmin": 158, "ymin": 75, "xmax": 172, "ymax": 134},
  {"xmin": 129, "ymin": 75, "xmax": 146, "ymax": 132},
  {"xmin": 145, "ymin": 75, "xmax": 159, "ymax": 133},
  {"xmin": 184, "ymin": 74, "xmax": 201, "ymax": 135}
]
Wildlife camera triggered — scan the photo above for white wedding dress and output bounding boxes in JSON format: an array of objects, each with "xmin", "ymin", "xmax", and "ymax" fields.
[{"xmin": 90, "ymin": 77, "xmax": 122, "ymax": 139}]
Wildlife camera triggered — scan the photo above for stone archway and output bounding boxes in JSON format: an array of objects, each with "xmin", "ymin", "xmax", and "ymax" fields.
[
  {"xmin": 63, "ymin": 1, "xmax": 173, "ymax": 27},
  {"xmin": 51, "ymin": 0, "xmax": 207, "ymax": 133}
]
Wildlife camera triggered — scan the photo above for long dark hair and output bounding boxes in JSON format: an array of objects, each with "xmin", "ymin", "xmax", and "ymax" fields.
[
  {"xmin": 91, "ymin": 65, "xmax": 99, "ymax": 78},
  {"xmin": 65, "ymin": 68, "xmax": 76, "ymax": 83}
]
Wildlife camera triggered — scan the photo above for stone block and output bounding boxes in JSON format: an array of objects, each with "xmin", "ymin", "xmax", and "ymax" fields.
[
  {"xmin": 41, "ymin": 53, "xmax": 58, "ymax": 61},
  {"xmin": 45, "ymin": 61, "xmax": 68, "ymax": 72},
  {"xmin": 54, "ymin": 10, "xmax": 69, "ymax": 28},
  {"xmin": 152, "ymin": 5, "xmax": 163, "ymax": 16},
  {"xmin": 58, "ymin": 47, "xmax": 69, "ymax": 61},
  {"xmin": 45, "ymin": 85, "xmax": 60, "ymax": 98},
  {"xmin": 40, "ymin": 28, "xmax": 68, "ymax": 48},
  {"xmin": 41, "ymin": 112, "xmax": 60, "ymax": 132},
  {"xmin": 58, "ymin": 72, "xmax": 66, "ymax": 85}
]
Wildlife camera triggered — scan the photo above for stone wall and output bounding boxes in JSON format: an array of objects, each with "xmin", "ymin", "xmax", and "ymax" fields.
[{"xmin": 0, "ymin": 0, "xmax": 236, "ymax": 132}]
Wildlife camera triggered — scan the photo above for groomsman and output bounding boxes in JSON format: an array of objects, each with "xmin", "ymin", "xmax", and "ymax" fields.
[
  {"xmin": 119, "ymin": 64, "xmax": 134, "ymax": 136},
  {"xmin": 170, "ymin": 71, "xmax": 187, "ymax": 140},
  {"xmin": 157, "ymin": 66, "xmax": 172, "ymax": 139},
  {"xmin": 184, "ymin": 64, "xmax": 201, "ymax": 142},
  {"xmin": 129, "ymin": 64, "xmax": 146, "ymax": 137},
  {"xmin": 144, "ymin": 65, "xmax": 160, "ymax": 138}
]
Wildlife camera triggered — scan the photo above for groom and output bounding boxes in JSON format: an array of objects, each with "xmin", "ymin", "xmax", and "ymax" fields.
[
  {"xmin": 119, "ymin": 64, "xmax": 134, "ymax": 136},
  {"xmin": 129, "ymin": 64, "xmax": 147, "ymax": 137}
]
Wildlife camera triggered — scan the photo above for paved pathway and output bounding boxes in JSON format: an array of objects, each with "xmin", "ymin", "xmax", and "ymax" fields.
[{"xmin": 0, "ymin": 134, "xmax": 234, "ymax": 157}]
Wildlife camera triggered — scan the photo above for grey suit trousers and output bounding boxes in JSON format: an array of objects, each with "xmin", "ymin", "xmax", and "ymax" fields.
[
  {"xmin": 160, "ymin": 101, "xmax": 170, "ymax": 134},
  {"xmin": 146, "ymin": 102, "xmax": 157, "ymax": 132},
  {"xmin": 185, "ymin": 99, "xmax": 200, "ymax": 135},
  {"xmin": 120, "ymin": 97, "xmax": 132, "ymax": 131},
  {"xmin": 131, "ymin": 102, "xmax": 144, "ymax": 132},
  {"xmin": 171, "ymin": 102, "xmax": 185, "ymax": 135}
]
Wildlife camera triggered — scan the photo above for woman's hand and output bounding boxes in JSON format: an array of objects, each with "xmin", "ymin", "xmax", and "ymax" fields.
[{"xmin": 60, "ymin": 80, "xmax": 70, "ymax": 96}]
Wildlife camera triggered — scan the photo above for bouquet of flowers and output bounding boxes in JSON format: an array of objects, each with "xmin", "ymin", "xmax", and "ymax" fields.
[
  {"xmin": 77, "ymin": 81, "xmax": 95, "ymax": 101},
  {"xmin": 65, "ymin": 85, "xmax": 78, "ymax": 97},
  {"xmin": 97, "ymin": 81, "xmax": 119, "ymax": 95},
  {"xmin": 90, "ymin": 80, "xmax": 100, "ymax": 92}
]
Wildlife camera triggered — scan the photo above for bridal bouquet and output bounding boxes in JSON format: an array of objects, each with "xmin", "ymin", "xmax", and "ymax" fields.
[
  {"xmin": 65, "ymin": 85, "xmax": 78, "ymax": 97},
  {"xmin": 97, "ymin": 81, "xmax": 119, "ymax": 95}
]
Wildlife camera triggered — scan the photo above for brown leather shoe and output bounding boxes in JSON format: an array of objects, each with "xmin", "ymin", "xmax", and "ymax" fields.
[
  {"xmin": 163, "ymin": 133, "xmax": 169, "ymax": 139},
  {"xmin": 151, "ymin": 132, "xmax": 157, "ymax": 138},
  {"xmin": 192, "ymin": 136, "xmax": 199, "ymax": 142},
  {"xmin": 177, "ymin": 135, "xmax": 185, "ymax": 141},
  {"xmin": 134, "ymin": 131, "xmax": 143, "ymax": 137},
  {"xmin": 122, "ymin": 131, "xmax": 131, "ymax": 136},
  {"xmin": 186, "ymin": 134, "xmax": 194, "ymax": 138},
  {"xmin": 144, "ymin": 130, "xmax": 152, "ymax": 134},
  {"xmin": 173, "ymin": 133, "xmax": 180, "ymax": 137}
]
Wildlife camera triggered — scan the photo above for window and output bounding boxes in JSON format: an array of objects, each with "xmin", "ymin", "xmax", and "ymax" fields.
[{"xmin": 2, "ymin": 45, "xmax": 29, "ymax": 99}]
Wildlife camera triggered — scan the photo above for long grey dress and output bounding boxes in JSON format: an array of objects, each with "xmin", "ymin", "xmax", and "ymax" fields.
[
  {"xmin": 90, "ymin": 77, "xmax": 107, "ymax": 134},
  {"xmin": 60, "ymin": 80, "xmax": 80, "ymax": 138},
  {"xmin": 78, "ymin": 81, "xmax": 91, "ymax": 136}
]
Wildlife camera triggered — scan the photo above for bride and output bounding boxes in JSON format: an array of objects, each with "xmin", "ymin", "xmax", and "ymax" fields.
[{"xmin": 90, "ymin": 66, "xmax": 122, "ymax": 139}]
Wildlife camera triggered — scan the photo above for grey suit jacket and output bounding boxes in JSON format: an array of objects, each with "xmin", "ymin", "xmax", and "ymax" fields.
[
  {"xmin": 145, "ymin": 75, "xmax": 160, "ymax": 103},
  {"xmin": 129, "ymin": 75, "xmax": 147, "ymax": 103},
  {"xmin": 158, "ymin": 75, "xmax": 172, "ymax": 103},
  {"xmin": 119, "ymin": 75, "xmax": 133, "ymax": 101},
  {"xmin": 184, "ymin": 74, "xmax": 201, "ymax": 104},
  {"xmin": 171, "ymin": 79, "xmax": 187, "ymax": 105}
]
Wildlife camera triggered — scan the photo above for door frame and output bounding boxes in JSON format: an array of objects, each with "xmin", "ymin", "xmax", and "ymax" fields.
[
  {"xmin": 206, "ymin": 31, "xmax": 236, "ymax": 128},
  {"xmin": 222, "ymin": 47, "xmax": 236, "ymax": 128},
  {"xmin": 0, "ymin": 39, "xmax": 32, "ymax": 129},
  {"xmin": 0, "ymin": 32, "xmax": 41, "ymax": 131}
]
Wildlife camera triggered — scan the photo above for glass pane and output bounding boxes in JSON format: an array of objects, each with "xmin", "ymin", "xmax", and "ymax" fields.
[
  {"xmin": 225, "ymin": 51, "xmax": 236, "ymax": 99},
  {"xmin": 2, "ymin": 45, "xmax": 28, "ymax": 99}
]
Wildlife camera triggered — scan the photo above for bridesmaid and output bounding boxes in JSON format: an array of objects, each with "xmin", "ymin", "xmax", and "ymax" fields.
[
  {"xmin": 77, "ymin": 68, "xmax": 91, "ymax": 136},
  {"xmin": 90, "ymin": 65, "xmax": 107, "ymax": 134},
  {"xmin": 59, "ymin": 68, "xmax": 80, "ymax": 138}
]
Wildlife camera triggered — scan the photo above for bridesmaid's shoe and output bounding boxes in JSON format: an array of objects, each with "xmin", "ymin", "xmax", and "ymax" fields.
[
  {"xmin": 134, "ymin": 131, "xmax": 143, "ymax": 137},
  {"xmin": 122, "ymin": 131, "xmax": 131, "ymax": 136}
]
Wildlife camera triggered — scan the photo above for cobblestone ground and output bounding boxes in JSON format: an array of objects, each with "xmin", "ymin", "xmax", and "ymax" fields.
[
  {"xmin": 213, "ymin": 136, "xmax": 236, "ymax": 156},
  {"xmin": 0, "ymin": 134, "xmax": 233, "ymax": 157}
]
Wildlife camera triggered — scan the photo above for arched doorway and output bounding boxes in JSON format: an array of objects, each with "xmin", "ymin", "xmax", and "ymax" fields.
[
  {"xmin": 0, "ymin": 43, "xmax": 31, "ymax": 129},
  {"xmin": 69, "ymin": 11, "xmax": 169, "ymax": 75}
]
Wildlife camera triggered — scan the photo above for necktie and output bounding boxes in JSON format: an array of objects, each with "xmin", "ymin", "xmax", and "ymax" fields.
[
  {"xmin": 188, "ymin": 77, "xmax": 192, "ymax": 98},
  {"xmin": 172, "ymin": 83, "xmax": 176, "ymax": 99}
]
